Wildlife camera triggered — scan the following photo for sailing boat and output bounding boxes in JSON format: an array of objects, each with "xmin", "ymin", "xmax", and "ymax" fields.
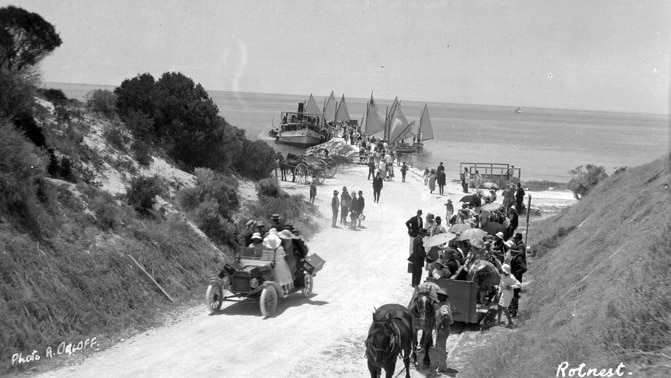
[
  {"xmin": 363, "ymin": 92, "xmax": 385, "ymax": 137},
  {"xmin": 413, "ymin": 104, "xmax": 434, "ymax": 151}
]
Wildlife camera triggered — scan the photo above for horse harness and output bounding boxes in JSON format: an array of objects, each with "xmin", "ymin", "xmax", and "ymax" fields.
[{"xmin": 365, "ymin": 320, "xmax": 407, "ymax": 361}]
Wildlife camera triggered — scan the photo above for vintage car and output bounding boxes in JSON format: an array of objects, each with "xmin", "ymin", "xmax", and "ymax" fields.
[{"xmin": 205, "ymin": 233, "xmax": 324, "ymax": 317}]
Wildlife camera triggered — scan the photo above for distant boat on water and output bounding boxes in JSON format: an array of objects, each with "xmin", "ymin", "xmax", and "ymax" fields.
[{"xmin": 516, "ymin": 107, "xmax": 522, "ymax": 114}]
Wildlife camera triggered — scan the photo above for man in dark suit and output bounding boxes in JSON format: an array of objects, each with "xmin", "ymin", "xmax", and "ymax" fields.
[
  {"xmin": 405, "ymin": 209, "xmax": 423, "ymax": 255},
  {"xmin": 409, "ymin": 228, "xmax": 429, "ymax": 287},
  {"xmin": 331, "ymin": 190, "xmax": 339, "ymax": 228}
]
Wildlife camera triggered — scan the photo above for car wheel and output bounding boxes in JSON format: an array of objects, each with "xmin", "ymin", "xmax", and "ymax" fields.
[
  {"xmin": 205, "ymin": 283, "xmax": 222, "ymax": 314},
  {"xmin": 302, "ymin": 273, "xmax": 313, "ymax": 297},
  {"xmin": 260, "ymin": 286, "xmax": 277, "ymax": 317}
]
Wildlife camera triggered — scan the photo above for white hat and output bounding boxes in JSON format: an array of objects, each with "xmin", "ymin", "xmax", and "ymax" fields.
[
  {"xmin": 251, "ymin": 232, "xmax": 262, "ymax": 240},
  {"xmin": 495, "ymin": 232, "xmax": 504, "ymax": 239},
  {"xmin": 501, "ymin": 264, "xmax": 511, "ymax": 275}
]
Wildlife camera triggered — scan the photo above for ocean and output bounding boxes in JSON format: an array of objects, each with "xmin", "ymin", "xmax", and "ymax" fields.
[{"xmin": 51, "ymin": 83, "xmax": 670, "ymax": 183}]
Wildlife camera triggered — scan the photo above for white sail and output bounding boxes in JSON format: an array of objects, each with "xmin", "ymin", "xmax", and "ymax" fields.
[
  {"xmin": 388, "ymin": 103, "xmax": 412, "ymax": 144},
  {"xmin": 334, "ymin": 94, "xmax": 351, "ymax": 122},
  {"xmin": 305, "ymin": 94, "xmax": 322, "ymax": 117},
  {"xmin": 322, "ymin": 91, "xmax": 336, "ymax": 123},
  {"xmin": 419, "ymin": 104, "xmax": 434, "ymax": 142},
  {"xmin": 364, "ymin": 92, "xmax": 385, "ymax": 136}
]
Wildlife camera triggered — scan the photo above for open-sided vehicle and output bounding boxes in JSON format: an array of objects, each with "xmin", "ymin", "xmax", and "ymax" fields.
[{"xmin": 205, "ymin": 234, "xmax": 325, "ymax": 317}]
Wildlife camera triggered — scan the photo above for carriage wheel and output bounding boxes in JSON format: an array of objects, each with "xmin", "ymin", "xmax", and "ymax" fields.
[
  {"xmin": 295, "ymin": 163, "xmax": 309, "ymax": 184},
  {"xmin": 205, "ymin": 283, "xmax": 223, "ymax": 314},
  {"xmin": 302, "ymin": 273, "xmax": 313, "ymax": 297},
  {"xmin": 260, "ymin": 286, "xmax": 278, "ymax": 317},
  {"xmin": 315, "ymin": 171, "xmax": 326, "ymax": 184},
  {"xmin": 319, "ymin": 159, "xmax": 337, "ymax": 178}
]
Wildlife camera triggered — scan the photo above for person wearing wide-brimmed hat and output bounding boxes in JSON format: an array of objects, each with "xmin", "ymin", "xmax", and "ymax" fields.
[
  {"xmin": 498, "ymin": 264, "xmax": 522, "ymax": 328},
  {"xmin": 434, "ymin": 287, "xmax": 454, "ymax": 373},
  {"xmin": 331, "ymin": 190, "xmax": 339, "ymax": 228}
]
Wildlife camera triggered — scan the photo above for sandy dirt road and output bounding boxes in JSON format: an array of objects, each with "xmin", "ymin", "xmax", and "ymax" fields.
[{"xmin": 33, "ymin": 165, "xmax": 573, "ymax": 378}]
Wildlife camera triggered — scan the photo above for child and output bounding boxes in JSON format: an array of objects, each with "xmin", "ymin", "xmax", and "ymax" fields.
[{"xmin": 309, "ymin": 179, "xmax": 316, "ymax": 204}]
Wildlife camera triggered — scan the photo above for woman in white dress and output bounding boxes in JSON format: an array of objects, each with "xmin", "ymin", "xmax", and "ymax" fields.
[{"xmin": 497, "ymin": 264, "xmax": 522, "ymax": 328}]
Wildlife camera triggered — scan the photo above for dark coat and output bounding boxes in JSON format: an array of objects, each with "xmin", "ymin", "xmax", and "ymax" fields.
[
  {"xmin": 511, "ymin": 254, "xmax": 527, "ymax": 282},
  {"xmin": 358, "ymin": 196, "xmax": 365, "ymax": 213},
  {"xmin": 372, "ymin": 176, "xmax": 384, "ymax": 191},
  {"xmin": 350, "ymin": 197, "xmax": 360, "ymax": 213},
  {"xmin": 331, "ymin": 196, "xmax": 339, "ymax": 212},
  {"xmin": 509, "ymin": 212, "xmax": 519, "ymax": 229},
  {"xmin": 515, "ymin": 187, "xmax": 525, "ymax": 202},
  {"xmin": 405, "ymin": 215, "xmax": 423, "ymax": 237}
]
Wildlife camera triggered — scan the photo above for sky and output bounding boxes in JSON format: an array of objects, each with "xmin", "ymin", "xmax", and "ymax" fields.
[{"xmin": 3, "ymin": 0, "xmax": 670, "ymax": 114}]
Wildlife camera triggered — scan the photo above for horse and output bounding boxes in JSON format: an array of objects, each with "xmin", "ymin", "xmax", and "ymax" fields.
[
  {"xmin": 279, "ymin": 153, "xmax": 301, "ymax": 182},
  {"xmin": 408, "ymin": 282, "xmax": 438, "ymax": 367},
  {"xmin": 366, "ymin": 304, "xmax": 414, "ymax": 378}
]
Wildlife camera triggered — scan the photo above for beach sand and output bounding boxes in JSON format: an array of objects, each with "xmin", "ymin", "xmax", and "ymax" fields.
[{"xmin": 33, "ymin": 163, "xmax": 574, "ymax": 378}]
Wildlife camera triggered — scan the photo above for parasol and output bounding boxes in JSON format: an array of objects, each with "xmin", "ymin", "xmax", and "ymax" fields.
[
  {"xmin": 448, "ymin": 223, "xmax": 471, "ymax": 233},
  {"xmin": 481, "ymin": 202, "xmax": 502, "ymax": 211},
  {"xmin": 424, "ymin": 233, "xmax": 457, "ymax": 249},
  {"xmin": 481, "ymin": 221, "xmax": 507, "ymax": 237},
  {"xmin": 481, "ymin": 182, "xmax": 499, "ymax": 190},
  {"xmin": 459, "ymin": 195, "xmax": 475, "ymax": 203},
  {"xmin": 459, "ymin": 228, "xmax": 488, "ymax": 242}
]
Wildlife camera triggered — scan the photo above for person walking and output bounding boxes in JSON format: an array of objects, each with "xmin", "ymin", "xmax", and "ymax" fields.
[
  {"xmin": 331, "ymin": 190, "xmax": 339, "ymax": 228},
  {"xmin": 509, "ymin": 243, "xmax": 527, "ymax": 318},
  {"xmin": 434, "ymin": 288, "xmax": 454, "ymax": 373},
  {"xmin": 423, "ymin": 167, "xmax": 430, "ymax": 185},
  {"xmin": 408, "ymin": 228, "xmax": 428, "ymax": 286},
  {"xmin": 405, "ymin": 209, "xmax": 424, "ymax": 255},
  {"xmin": 309, "ymin": 179, "xmax": 316, "ymax": 204},
  {"xmin": 400, "ymin": 162, "xmax": 408, "ymax": 182},
  {"xmin": 340, "ymin": 188, "xmax": 351, "ymax": 225},
  {"xmin": 461, "ymin": 167, "xmax": 470, "ymax": 193},
  {"xmin": 367, "ymin": 158, "xmax": 376, "ymax": 180},
  {"xmin": 357, "ymin": 190, "xmax": 365, "ymax": 228},
  {"xmin": 372, "ymin": 171, "xmax": 383, "ymax": 203}
]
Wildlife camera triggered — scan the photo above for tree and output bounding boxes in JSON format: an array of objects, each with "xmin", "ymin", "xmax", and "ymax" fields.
[
  {"xmin": 567, "ymin": 164, "xmax": 608, "ymax": 200},
  {"xmin": 114, "ymin": 73, "xmax": 156, "ymax": 118},
  {"xmin": 0, "ymin": 6, "xmax": 62, "ymax": 71}
]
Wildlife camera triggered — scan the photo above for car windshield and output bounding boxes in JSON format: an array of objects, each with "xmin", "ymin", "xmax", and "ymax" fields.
[{"xmin": 240, "ymin": 245, "xmax": 274, "ymax": 261}]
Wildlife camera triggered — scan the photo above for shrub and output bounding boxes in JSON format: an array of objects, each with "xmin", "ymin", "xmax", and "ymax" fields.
[
  {"xmin": 123, "ymin": 109, "xmax": 154, "ymax": 143},
  {"xmin": 567, "ymin": 164, "xmax": 608, "ymax": 199},
  {"xmin": 131, "ymin": 140, "xmax": 153, "ymax": 167},
  {"xmin": 232, "ymin": 139, "xmax": 277, "ymax": 180},
  {"xmin": 0, "ymin": 69, "xmax": 36, "ymax": 120},
  {"xmin": 104, "ymin": 123, "xmax": 131, "ymax": 152},
  {"xmin": 126, "ymin": 175, "xmax": 165, "ymax": 215},
  {"xmin": 0, "ymin": 122, "xmax": 49, "ymax": 237},
  {"xmin": 38, "ymin": 88, "xmax": 68, "ymax": 105},
  {"xmin": 257, "ymin": 178, "xmax": 283, "ymax": 198},
  {"xmin": 90, "ymin": 195, "xmax": 120, "ymax": 231},
  {"xmin": 85, "ymin": 89, "xmax": 117, "ymax": 117}
]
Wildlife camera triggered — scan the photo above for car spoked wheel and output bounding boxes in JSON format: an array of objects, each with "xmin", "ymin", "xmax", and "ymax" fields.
[
  {"xmin": 302, "ymin": 273, "xmax": 313, "ymax": 297},
  {"xmin": 260, "ymin": 286, "xmax": 277, "ymax": 317},
  {"xmin": 205, "ymin": 284, "xmax": 222, "ymax": 314}
]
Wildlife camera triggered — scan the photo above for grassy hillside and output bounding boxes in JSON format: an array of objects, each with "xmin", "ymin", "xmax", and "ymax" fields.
[{"xmin": 464, "ymin": 155, "xmax": 671, "ymax": 377}]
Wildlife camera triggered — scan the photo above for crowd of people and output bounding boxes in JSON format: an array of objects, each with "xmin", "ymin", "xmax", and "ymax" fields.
[{"xmin": 331, "ymin": 187, "xmax": 366, "ymax": 230}]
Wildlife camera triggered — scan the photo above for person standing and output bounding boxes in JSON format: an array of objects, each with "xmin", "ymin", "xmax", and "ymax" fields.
[
  {"xmin": 309, "ymin": 179, "xmax": 317, "ymax": 204},
  {"xmin": 340, "ymin": 188, "xmax": 351, "ymax": 225},
  {"xmin": 428, "ymin": 170, "xmax": 437, "ymax": 194},
  {"xmin": 357, "ymin": 190, "xmax": 365, "ymax": 228},
  {"xmin": 507, "ymin": 207, "xmax": 519, "ymax": 238},
  {"xmin": 445, "ymin": 199, "xmax": 454, "ymax": 225},
  {"xmin": 497, "ymin": 264, "xmax": 522, "ymax": 328},
  {"xmin": 437, "ymin": 169, "xmax": 446, "ymax": 195},
  {"xmin": 423, "ymin": 167, "xmax": 430, "ymax": 185},
  {"xmin": 436, "ymin": 162, "xmax": 445, "ymax": 178},
  {"xmin": 461, "ymin": 167, "xmax": 470, "ymax": 193},
  {"xmin": 515, "ymin": 183, "xmax": 526, "ymax": 213},
  {"xmin": 331, "ymin": 190, "xmax": 339, "ymax": 228},
  {"xmin": 400, "ymin": 162, "xmax": 408, "ymax": 182},
  {"xmin": 509, "ymin": 244, "xmax": 527, "ymax": 318},
  {"xmin": 367, "ymin": 158, "xmax": 376, "ymax": 180},
  {"xmin": 473, "ymin": 170, "xmax": 483, "ymax": 189},
  {"xmin": 349, "ymin": 191, "xmax": 359, "ymax": 230},
  {"xmin": 372, "ymin": 171, "xmax": 383, "ymax": 203},
  {"xmin": 434, "ymin": 288, "xmax": 454, "ymax": 373},
  {"xmin": 405, "ymin": 209, "xmax": 424, "ymax": 255},
  {"xmin": 408, "ymin": 228, "xmax": 428, "ymax": 286}
]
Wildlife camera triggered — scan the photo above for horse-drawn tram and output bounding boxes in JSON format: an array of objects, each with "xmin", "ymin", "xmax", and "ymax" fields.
[{"xmin": 205, "ymin": 231, "xmax": 324, "ymax": 317}]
